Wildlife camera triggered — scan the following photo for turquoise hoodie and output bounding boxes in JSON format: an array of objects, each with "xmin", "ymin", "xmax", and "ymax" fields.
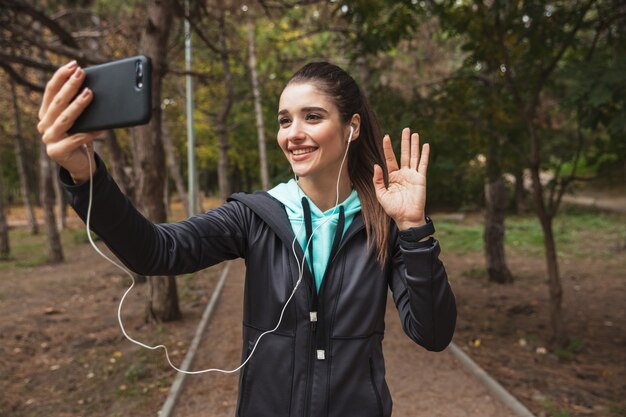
[{"xmin": 268, "ymin": 179, "xmax": 362, "ymax": 292}]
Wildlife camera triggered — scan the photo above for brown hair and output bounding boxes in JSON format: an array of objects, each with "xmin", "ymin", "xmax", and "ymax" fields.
[{"xmin": 287, "ymin": 62, "xmax": 390, "ymax": 266}]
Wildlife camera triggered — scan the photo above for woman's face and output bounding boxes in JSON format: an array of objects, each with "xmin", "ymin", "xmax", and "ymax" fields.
[{"xmin": 277, "ymin": 82, "xmax": 350, "ymax": 182}]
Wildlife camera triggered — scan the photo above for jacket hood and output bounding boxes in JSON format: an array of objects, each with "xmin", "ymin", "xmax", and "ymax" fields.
[
  {"xmin": 268, "ymin": 179, "xmax": 361, "ymax": 291},
  {"xmin": 267, "ymin": 179, "xmax": 361, "ymax": 227}
]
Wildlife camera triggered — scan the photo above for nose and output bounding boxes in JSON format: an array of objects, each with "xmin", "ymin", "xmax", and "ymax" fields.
[{"xmin": 285, "ymin": 120, "xmax": 306, "ymax": 142}]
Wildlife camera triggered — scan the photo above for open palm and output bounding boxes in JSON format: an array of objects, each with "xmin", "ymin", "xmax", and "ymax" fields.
[{"xmin": 373, "ymin": 128, "xmax": 429, "ymax": 230}]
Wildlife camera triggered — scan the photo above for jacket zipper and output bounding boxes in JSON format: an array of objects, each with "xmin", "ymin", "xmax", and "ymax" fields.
[
  {"xmin": 302, "ymin": 198, "xmax": 317, "ymax": 417},
  {"xmin": 301, "ymin": 200, "xmax": 345, "ymax": 417}
]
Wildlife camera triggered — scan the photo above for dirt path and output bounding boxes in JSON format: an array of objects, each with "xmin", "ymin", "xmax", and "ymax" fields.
[
  {"xmin": 172, "ymin": 259, "xmax": 519, "ymax": 417},
  {"xmin": 561, "ymin": 194, "xmax": 626, "ymax": 214}
]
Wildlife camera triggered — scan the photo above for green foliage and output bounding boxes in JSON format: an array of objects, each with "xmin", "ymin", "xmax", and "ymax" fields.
[
  {"xmin": 335, "ymin": 0, "xmax": 423, "ymax": 57},
  {"xmin": 1, "ymin": 0, "xmax": 623, "ymax": 216}
]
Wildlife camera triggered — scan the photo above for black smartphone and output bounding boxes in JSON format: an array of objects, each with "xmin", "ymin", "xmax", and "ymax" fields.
[{"xmin": 69, "ymin": 55, "xmax": 152, "ymax": 134}]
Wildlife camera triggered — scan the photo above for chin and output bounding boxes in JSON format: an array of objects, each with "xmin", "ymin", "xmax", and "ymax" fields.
[{"xmin": 290, "ymin": 164, "xmax": 312, "ymax": 179}]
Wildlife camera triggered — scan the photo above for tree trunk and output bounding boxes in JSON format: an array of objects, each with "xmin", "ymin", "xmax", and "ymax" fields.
[
  {"xmin": 133, "ymin": 0, "xmax": 180, "ymax": 322},
  {"xmin": 103, "ymin": 130, "xmax": 135, "ymax": 202},
  {"xmin": 247, "ymin": 16, "xmax": 269, "ymax": 190},
  {"xmin": 216, "ymin": 10, "xmax": 234, "ymax": 201},
  {"xmin": 527, "ymin": 124, "xmax": 567, "ymax": 346},
  {"xmin": 52, "ymin": 163, "xmax": 67, "ymax": 230},
  {"xmin": 0, "ymin": 175, "xmax": 9, "ymax": 259},
  {"xmin": 484, "ymin": 178, "xmax": 513, "ymax": 283},
  {"xmin": 484, "ymin": 133, "xmax": 513, "ymax": 284},
  {"xmin": 10, "ymin": 78, "xmax": 38, "ymax": 235},
  {"xmin": 39, "ymin": 142, "xmax": 64, "ymax": 263},
  {"xmin": 164, "ymin": 169, "xmax": 170, "ymax": 219},
  {"xmin": 538, "ymin": 212, "xmax": 566, "ymax": 345},
  {"xmin": 162, "ymin": 121, "xmax": 189, "ymax": 216},
  {"xmin": 35, "ymin": 32, "xmax": 63, "ymax": 263},
  {"xmin": 513, "ymin": 167, "xmax": 527, "ymax": 215}
]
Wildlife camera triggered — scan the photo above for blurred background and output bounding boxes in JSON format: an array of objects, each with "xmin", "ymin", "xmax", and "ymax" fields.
[{"xmin": 0, "ymin": 1, "xmax": 624, "ymax": 417}]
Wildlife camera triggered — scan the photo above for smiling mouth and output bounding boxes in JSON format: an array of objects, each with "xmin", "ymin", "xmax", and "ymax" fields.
[{"xmin": 291, "ymin": 147, "xmax": 318, "ymax": 156}]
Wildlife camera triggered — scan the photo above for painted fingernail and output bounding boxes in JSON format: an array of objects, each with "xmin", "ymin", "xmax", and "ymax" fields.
[{"xmin": 73, "ymin": 67, "xmax": 84, "ymax": 79}]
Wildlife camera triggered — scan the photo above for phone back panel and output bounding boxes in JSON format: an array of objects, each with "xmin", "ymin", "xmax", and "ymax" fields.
[{"xmin": 70, "ymin": 56, "xmax": 152, "ymax": 133}]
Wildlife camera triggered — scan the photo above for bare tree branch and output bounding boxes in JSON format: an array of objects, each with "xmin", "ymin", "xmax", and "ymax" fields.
[
  {"xmin": 1, "ymin": 0, "xmax": 79, "ymax": 48},
  {"xmin": 258, "ymin": 0, "xmax": 324, "ymax": 8},
  {"xmin": 534, "ymin": 0, "xmax": 596, "ymax": 113},
  {"xmin": 0, "ymin": 51, "xmax": 57, "ymax": 72},
  {"xmin": 165, "ymin": 66, "xmax": 223, "ymax": 82},
  {"xmin": 0, "ymin": 62, "xmax": 45, "ymax": 92},
  {"xmin": 4, "ymin": 23, "xmax": 105, "ymax": 64}
]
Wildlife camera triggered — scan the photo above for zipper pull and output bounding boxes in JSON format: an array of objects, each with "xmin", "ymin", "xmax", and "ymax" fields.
[{"xmin": 310, "ymin": 311, "xmax": 317, "ymax": 331}]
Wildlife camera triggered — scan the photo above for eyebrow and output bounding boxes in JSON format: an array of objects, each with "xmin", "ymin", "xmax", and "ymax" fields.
[{"xmin": 278, "ymin": 106, "xmax": 329, "ymax": 116}]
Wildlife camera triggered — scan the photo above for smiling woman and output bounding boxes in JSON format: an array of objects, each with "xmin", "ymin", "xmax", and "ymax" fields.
[
  {"xmin": 277, "ymin": 83, "xmax": 355, "ymax": 208},
  {"xmin": 37, "ymin": 60, "xmax": 456, "ymax": 417}
]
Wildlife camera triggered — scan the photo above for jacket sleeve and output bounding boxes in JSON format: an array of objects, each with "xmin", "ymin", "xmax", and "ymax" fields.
[
  {"xmin": 59, "ymin": 154, "xmax": 248, "ymax": 276},
  {"xmin": 388, "ymin": 230, "xmax": 457, "ymax": 352}
]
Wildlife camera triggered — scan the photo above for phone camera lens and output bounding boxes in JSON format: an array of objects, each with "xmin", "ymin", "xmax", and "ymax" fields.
[{"xmin": 136, "ymin": 61, "xmax": 144, "ymax": 89}]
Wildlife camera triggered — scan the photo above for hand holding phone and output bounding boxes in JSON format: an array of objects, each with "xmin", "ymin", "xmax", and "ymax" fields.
[{"xmin": 38, "ymin": 56, "xmax": 152, "ymax": 183}]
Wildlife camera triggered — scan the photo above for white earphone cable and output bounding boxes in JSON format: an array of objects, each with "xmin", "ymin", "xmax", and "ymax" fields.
[{"xmin": 83, "ymin": 126, "xmax": 353, "ymax": 374}]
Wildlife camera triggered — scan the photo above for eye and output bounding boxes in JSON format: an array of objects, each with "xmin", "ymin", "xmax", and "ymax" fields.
[
  {"xmin": 278, "ymin": 117, "xmax": 291, "ymax": 126},
  {"xmin": 306, "ymin": 113, "xmax": 322, "ymax": 121}
]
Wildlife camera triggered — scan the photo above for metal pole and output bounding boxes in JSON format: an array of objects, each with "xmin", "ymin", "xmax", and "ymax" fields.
[{"xmin": 185, "ymin": 0, "xmax": 197, "ymax": 216}]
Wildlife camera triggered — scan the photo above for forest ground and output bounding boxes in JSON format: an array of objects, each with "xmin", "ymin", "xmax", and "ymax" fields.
[{"xmin": 0, "ymin": 195, "xmax": 624, "ymax": 417}]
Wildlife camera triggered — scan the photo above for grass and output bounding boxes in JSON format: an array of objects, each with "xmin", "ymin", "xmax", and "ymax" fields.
[
  {"xmin": 437, "ymin": 222, "xmax": 483, "ymax": 253},
  {"xmin": 437, "ymin": 208, "xmax": 624, "ymax": 256},
  {"xmin": 2, "ymin": 207, "xmax": 622, "ymax": 272},
  {"xmin": 0, "ymin": 227, "xmax": 87, "ymax": 272}
]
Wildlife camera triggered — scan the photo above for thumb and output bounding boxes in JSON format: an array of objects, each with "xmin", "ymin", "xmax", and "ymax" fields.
[{"xmin": 372, "ymin": 164, "xmax": 386, "ymax": 197}]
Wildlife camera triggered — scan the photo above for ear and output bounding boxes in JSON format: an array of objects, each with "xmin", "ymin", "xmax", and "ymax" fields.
[{"xmin": 348, "ymin": 114, "xmax": 361, "ymax": 142}]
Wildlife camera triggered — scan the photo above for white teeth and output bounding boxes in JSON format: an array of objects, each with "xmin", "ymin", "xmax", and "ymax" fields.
[{"xmin": 292, "ymin": 148, "xmax": 316, "ymax": 155}]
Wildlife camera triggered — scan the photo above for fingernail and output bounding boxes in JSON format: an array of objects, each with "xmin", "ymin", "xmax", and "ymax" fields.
[
  {"xmin": 73, "ymin": 67, "xmax": 84, "ymax": 79},
  {"xmin": 81, "ymin": 87, "xmax": 90, "ymax": 97},
  {"xmin": 67, "ymin": 60, "xmax": 77, "ymax": 69}
]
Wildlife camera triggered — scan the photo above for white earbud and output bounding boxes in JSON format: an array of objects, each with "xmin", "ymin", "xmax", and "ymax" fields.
[{"xmin": 348, "ymin": 126, "xmax": 354, "ymax": 143}]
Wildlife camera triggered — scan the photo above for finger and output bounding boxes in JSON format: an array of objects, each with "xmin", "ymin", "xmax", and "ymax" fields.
[
  {"xmin": 46, "ymin": 131, "xmax": 99, "ymax": 163},
  {"xmin": 38, "ymin": 66, "xmax": 86, "ymax": 134},
  {"xmin": 400, "ymin": 127, "xmax": 410, "ymax": 168},
  {"xmin": 382, "ymin": 134, "xmax": 399, "ymax": 172},
  {"xmin": 41, "ymin": 87, "xmax": 92, "ymax": 145},
  {"xmin": 410, "ymin": 132, "xmax": 420, "ymax": 170},
  {"xmin": 372, "ymin": 164, "xmax": 386, "ymax": 197},
  {"xmin": 39, "ymin": 60, "xmax": 78, "ymax": 121},
  {"xmin": 418, "ymin": 143, "xmax": 430, "ymax": 176}
]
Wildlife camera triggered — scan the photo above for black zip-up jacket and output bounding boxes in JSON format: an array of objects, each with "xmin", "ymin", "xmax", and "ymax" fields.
[{"xmin": 60, "ymin": 156, "xmax": 456, "ymax": 417}]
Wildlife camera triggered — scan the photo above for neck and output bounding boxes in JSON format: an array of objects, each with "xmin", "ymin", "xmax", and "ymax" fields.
[{"xmin": 297, "ymin": 170, "xmax": 352, "ymax": 212}]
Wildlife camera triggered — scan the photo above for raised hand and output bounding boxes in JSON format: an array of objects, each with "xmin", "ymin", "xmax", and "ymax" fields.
[
  {"xmin": 37, "ymin": 60, "xmax": 100, "ymax": 183},
  {"xmin": 373, "ymin": 128, "xmax": 429, "ymax": 230}
]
